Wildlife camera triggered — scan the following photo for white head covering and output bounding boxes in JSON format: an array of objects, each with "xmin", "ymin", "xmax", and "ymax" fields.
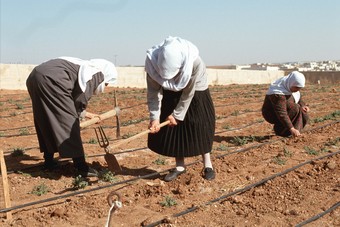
[
  {"xmin": 266, "ymin": 71, "xmax": 305, "ymax": 103},
  {"xmin": 145, "ymin": 36, "xmax": 199, "ymax": 91},
  {"xmin": 58, "ymin": 56, "xmax": 117, "ymax": 94}
]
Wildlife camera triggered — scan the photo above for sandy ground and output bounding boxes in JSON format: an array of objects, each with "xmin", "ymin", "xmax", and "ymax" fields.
[{"xmin": 0, "ymin": 83, "xmax": 339, "ymax": 227}]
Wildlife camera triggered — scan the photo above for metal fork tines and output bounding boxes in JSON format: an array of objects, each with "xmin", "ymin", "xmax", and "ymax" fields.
[{"xmin": 94, "ymin": 126, "xmax": 109, "ymax": 148}]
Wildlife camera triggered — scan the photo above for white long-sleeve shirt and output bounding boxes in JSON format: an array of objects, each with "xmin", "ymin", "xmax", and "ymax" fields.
[{"xmin": 147, "ymin": 56, "xmax": 208, "ymax": 121}]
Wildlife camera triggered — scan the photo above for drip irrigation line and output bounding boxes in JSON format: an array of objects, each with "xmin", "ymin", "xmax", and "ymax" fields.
[
  {"xmin": 144, "ymin": 150, "xmax": 340, "ymax": 227},
  {"xmin": 119, "ymin": 102, "xmax": 147, "ymax": 110},
  {"xmin": 0, "ymin": 167, "xmax": 170, "ymax": 213},
  {"xmin": 0, "ymin": 125, "xmax": 35, "ymax": 132},
  {"xmin": 0, "ymin": 111, "xmax": 33, "ymax": 118},
  {"xmin": 4, "ymin": 120, "xmax": 339, "ymax": 175},
  {"xmin": 0, "ymin": 133, "xmax": 36, "ymax": 138},
  {"xmin": 1, "ymin": 120, "xmax": 338, "ymax": 214},
  {"xmin": 215, "ymin": 121, "xmax": 261, "ymax": 134},
  {"xmin": 214, "ymin": 100, "xmax": 262, "ymax": 108},
  {"xmin": 295, "ymin": 201, "xmax": 340, "ymax": 227}
]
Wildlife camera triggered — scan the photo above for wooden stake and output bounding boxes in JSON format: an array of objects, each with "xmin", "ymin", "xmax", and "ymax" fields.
[
  {"xmin": 0, "ymin": 150, "xmax": 12, "ymax": 220},
  {"xmin": 114, "ymin": 90, "xmax": 121, "ymax": 139}
]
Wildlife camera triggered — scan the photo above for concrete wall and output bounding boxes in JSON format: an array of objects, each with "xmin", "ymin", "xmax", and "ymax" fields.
[
  {"xmin": 295, "ymin": 71, "xmax": 340, "ymax": 85},
  {"xmin": 1, "ymin": 64, "xmax": 287, "ymax": 90}
]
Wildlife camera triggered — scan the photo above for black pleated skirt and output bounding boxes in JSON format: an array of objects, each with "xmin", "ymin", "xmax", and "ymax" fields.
[{"xmin": 148, "ymin": 89, "xmax": 215, "ymax": 157}]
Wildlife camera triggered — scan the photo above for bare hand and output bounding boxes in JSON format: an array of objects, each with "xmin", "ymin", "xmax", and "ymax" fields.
[
  {"xmin": 290, "ymin": 127, "xmax": 301, "ymax": 137},
  {"xmin": 86, "ymin": 112, "xmax": 101, "ymax": 123},
  {"xmin": 167, "ymin": 115, "xmax": 178, "ymax": 127},
  {"xmin": 149, "ymin": 120, "xmax": 160, "ymax": 133},
  {"xmin": 302, "ymin": 106, "xmax": 310, "ymax": 113}
]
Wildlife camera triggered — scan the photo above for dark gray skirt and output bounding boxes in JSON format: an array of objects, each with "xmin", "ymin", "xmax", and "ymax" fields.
[{"xmin": 148, "ymin": 89, "xmax": 215, "ymax": 157}]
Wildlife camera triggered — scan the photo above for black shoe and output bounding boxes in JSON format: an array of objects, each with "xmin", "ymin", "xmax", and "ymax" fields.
[
  {"xmin": 203, "ymin": 168, "xmax": 215, "ymax": 180},
  {"xmin": 43, "ymin": 160, "xmax": 59, "ymax": 170},
  {"xmin": 76, "ymin": 166, "xmax": 98, "ymax": 178},
  {"xmin": 164, "ymin": 169, "xmax": 186, "ymax": 182}
]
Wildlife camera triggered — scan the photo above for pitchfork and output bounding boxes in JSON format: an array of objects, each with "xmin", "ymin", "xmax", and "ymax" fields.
[
  {"xmin": 94, "ymin": 120, "xmax": 171, "ymax": 173},
  {"xmin": 95, "ymin": 126, "xmax": 122, "ymax": 173}
]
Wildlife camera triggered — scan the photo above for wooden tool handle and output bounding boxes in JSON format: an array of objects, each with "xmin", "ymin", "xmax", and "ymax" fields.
[
  {"xmin": 109, "ymin": 120, "xmax": 170, "ymax": 150},
  {"xmin": 80, "ymin": 107, "xmax": 120, "ymax": 128},
  {"xmin": 0, "ymin": 150, "xmax": 12, "ymax": 219}
]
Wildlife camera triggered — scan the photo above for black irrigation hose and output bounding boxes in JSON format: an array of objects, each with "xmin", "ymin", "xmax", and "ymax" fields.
[
  {"xmin": 0, "ymin": 167, "xmax": 170, "ymax": 213},
  {"xmin": 0, "ymin": 111, "xmax": 33, "ymax": 118},
  {"xmin": 4, "ymin": 120, "xmax": 339, "ymax": 174},
  {"xmin": 0, "ymin": 125, "xmax": 35, "ymax": 132},
  {"xmin": 295, "ymin": 201, "xmax": 340, "ymax": 227},
  {"xmin": 1, "ymin": 120, "xmax": 339, "ymax": 214},
  {"xmin": 144, "ymin": 150, "xmax": 340, "ymax": 227},
  {"xmin": 215, "ymin": 120, "xmax": 261, "ymax": 134},
  {"xmin": 5, "ymin": 119, "xmax": 262, "ymax": 173}
]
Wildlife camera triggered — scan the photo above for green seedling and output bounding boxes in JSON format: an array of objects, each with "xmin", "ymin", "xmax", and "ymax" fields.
[
  {"xmin": 231, "ymin": 110, "xmax": 240, "ymax": 116},
  {"xmin": 273, "ymin": 156, "xmax": 286, "ymax": 165},
  {"xmin": 160, "ymin": 195, "xmax": 177, "ymax": 207},
  {"xmin": 16, "ymin": 103, "xmax": 24, "ymax": 109},
  {"xmin": 17, "ymin": 171, "xmax": 32, "ymax": 177},
  {"xmin": 153, "ymin": 156, "xmax": 167, "ymax": 165},
  {"xmin": 72, "ymin": 175, "xmax": 88, "ymax": 190},
  {"xmin": 19, "ymin": 127, "xmax": 29, "ymax": 135},
  {"xmin": 222, "ymin": 124, "xmax": 231, "ymax": 130},
  {"xmin": 216, "ymin": 144, "xmax": 228, "ymax": 151},
  {"xmin": 98, "ymin": 170, "xmax": 118, "ymax": 183},
  {"xmin": 88, "ymin": 138, "xmax": 97, "ymax": 144},
  {"xmin": 231, "ymin": 136, "xmax": 251, "ymax": 146},
  {"xmin": 283, "ymin": 147, "xmax": 293, "ymax": 157},
  {"xmin": 304, "ymin": 146, "xmax": 319, "ymax": 156},
  {"xmin": 30, "ymin": 183, "xmax": 49, "ymax": 196},
  {"xmin": 122, "ymin": 132, "xmax": 137, "ymax": 139}
]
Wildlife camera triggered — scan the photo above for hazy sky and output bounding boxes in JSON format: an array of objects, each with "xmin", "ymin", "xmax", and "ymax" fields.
[{"xmin": 1, "ymin": 0, "xmax": 339, "ymax": 66}]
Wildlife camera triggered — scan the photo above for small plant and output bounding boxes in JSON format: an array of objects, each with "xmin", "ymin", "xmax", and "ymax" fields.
[
  {"xmin": 0, "ymin": 132, "xmax": 5, "ymax": 137},
  {"xmin": 311, "ymin": 110, "xmax": 340, "ymax": 123},
  {"xmin": 98, "ymin": 170, "xmax": 118, "ymax": 183},
  {"xmin": 256, "ymin": 119, "xmax": 264, "ymax": 123},
  {"xmin": 122, "ymin": 132, "xmax": 137, "ymax": 139},
  {"xmin": 222, "ymin": 124, "xmax": 231, "ymax": 130},
  {"xmin": 324, "ymin": 137, "xmax": 340, "ymax": 146},
  {"xmin": 17, "ymin": 171, "xmax": 32, "ymax": 177},
  {"xmin": 153, "ymin": 156, "xmax": 167, "ymax": 165},
  {"xmin": 160, "ymin": 195, "xmax": 177, "ymax": 207},
  {"xmin": 72, "ymin": 175, "xmax": 88, "ymax": 189},
  {"xmin": 88, "ymin": 138, "xmax": 97, "ymax": 144},
  {"xmin": 231, "ymin": 136, "xmax": 250, "ymax": 146},
  {"xmin": 231, "ymin": 110, "xmax": 240, "ymax": 116},
  {"xmin": 273, "ymin": 156, "xmax": 286, "ymax": 165},
  {"xmin": 304, "ymin": 146, "xmax": 319, "ymax": 156},
  {"xmin": 122, "ymin": 118, "xmax": 148, "ymax": 127},
  {"xmin": 31, "ymin": 183, "xmax": 49, "ymax": 196},
  {"xmin": 216, "ymin": 144, "xmax": 228, "ymax": 151},
  {"xmin": 19, "ymin": 127, "xmax": 29, "ymax": 135},
  {"xmin": 16, "ymin": 103, "xmax": 24, "ymax": 109},
  {"xmin": 11, "ymin": 147, "xmax": 25, "ymax": 157},
  {"xmin": 283, "ymin": 147, "xmax": 293, "ymax": 157}
]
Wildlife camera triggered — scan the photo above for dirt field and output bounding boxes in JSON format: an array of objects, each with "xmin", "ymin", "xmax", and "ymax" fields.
[{"xmin": 0, "ymin": 83, "xmax": 339, "ymax": 227}]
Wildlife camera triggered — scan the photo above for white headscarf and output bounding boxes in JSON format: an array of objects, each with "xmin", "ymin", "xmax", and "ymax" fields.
[
  {"xmin": 266, "ymin": 71, "xmax": 305, "ymax": 103},
  {"xmin": 145, "ymin": 36, "xmax": 199, "ymax": 91},
  {"xmin": 58, "ymin": 56, "xmax": 117, "ymax": 94}
]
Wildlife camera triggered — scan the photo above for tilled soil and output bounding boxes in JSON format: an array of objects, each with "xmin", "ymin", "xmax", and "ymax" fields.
[{"xmin": 0, "ymin": 83, "xmax": 339, "ymax": 227}]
